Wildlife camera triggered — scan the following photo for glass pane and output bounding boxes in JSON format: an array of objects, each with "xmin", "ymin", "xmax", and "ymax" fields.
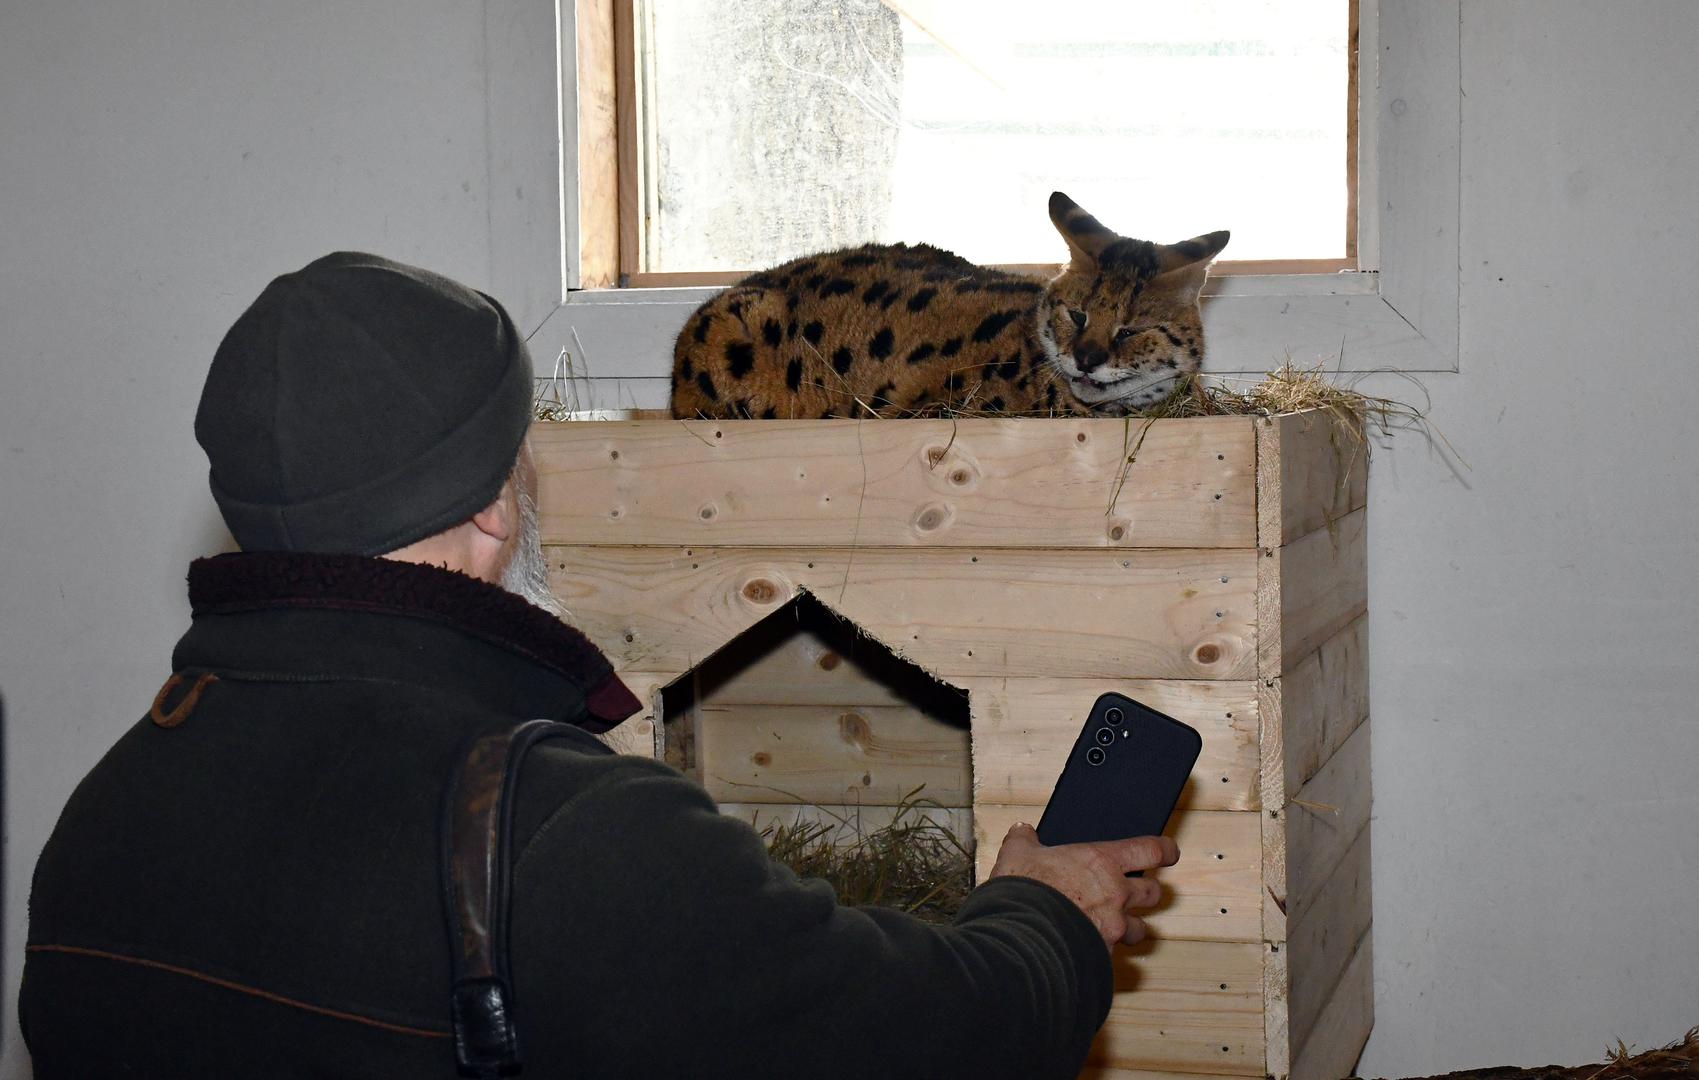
[{"xmin": 640, "ymin": 0, "xmax": 1348, "ymax": 272}]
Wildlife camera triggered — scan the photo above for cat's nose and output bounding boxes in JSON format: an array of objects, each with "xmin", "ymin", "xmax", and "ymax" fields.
[{"xmin": 1077, "ymin": 348, "xmax": 1110, "ymax": 372}]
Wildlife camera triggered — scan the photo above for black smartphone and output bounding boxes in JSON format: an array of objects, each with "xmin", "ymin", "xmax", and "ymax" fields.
[{"xmin": 1036, "ymin": 692, "xmax": 1202, "ymax": 858}]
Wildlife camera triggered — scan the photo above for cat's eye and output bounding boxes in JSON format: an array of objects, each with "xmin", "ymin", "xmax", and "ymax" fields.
[
  {"xmin": 1068, "ymin": 309, "xmax": 1087, "ymax": 333},
  {"xmin": 1114, "ymin": 327, "xmax": 1136, "ymax": 343}
]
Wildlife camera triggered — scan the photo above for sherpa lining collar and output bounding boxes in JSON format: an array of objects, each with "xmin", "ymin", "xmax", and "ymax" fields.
[{"xmin": 187, "ymin": 551, "xmax": 640, "ymax": 730}]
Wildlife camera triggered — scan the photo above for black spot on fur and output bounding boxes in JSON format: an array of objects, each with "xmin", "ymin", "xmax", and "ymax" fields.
[
  {"xmin": 869, "ymin": 328, "xmax": 895, "ymax": 359},
  {"xmin": 862, "ymin": 280, "xmax": 892, "ymax": 305},
  {"xmin": 956, "ymin": 280, "xmax": 984, "ymax": 294},
  {"xmin": 841, "ymin": 253, "xmax": 878, "ymax": 268},
  {"xmin": 985, "ymin": 280, "xmax": 1044, "ymax": 295},
  {"xmin": 805, "ymin": 273, "xmax": 827, "ymax": 291},
  {"xmin": 922, "ymin": 267, "xmax": 959, "ymax": 282},
  {"xmin": 996, "ymin": 354, "xmax": 1021, "ymax": 380},
  {"xmin": 696, "ymin": 371, "xmax": 719, "ymax": 401},
  {"xmin": 761, "ymin": 407, "xmax": 777, "ymax": 419},
  {"xmin": 1188, "ymin": 346, "xmax": 1201, "ymax": 359},
  {"xmin": 940, "ymin": 337, "xmax": 964, "ymax": 357},
  {"xmin": 906, "ymin": 343, "xmax": 936, "ymax": 365},
  {"xmin": 1015, "ymin": 374, "xmax": 1031, "ymax": 391},
  {"xmin": 1045, "ymin": 382, "xmax": 1059, "ymax": 407},
  {"xmin": 987, "ymin": 396, "xmax": 1006, "ymax": 412},
  {"xmin": 820, "ymin": 279, "xmax": 856, "ymax": 299},
  {"xmin": 786, "ymin": 319, "xmax": 798, "ymax": 340},
  {"xmin": 1098, "ymin": 239, "xmax": 1161, "ymax": 278},
  {"xmin": 907, "ymin": 288, "xmax": 938, "ymax": 312},
  {"xmin": 681, "ymin": 357, "xmax": 695, "ymax": 381},
  {"xmin": 734, "ymin": 398, "xmax": 752, "ymax": 418},
  {"xmin": 803, "ymin": 321, "xmax": 825, "ymax": 346},
  {"xmin": 898, "ymin": 256, "xmax": 933, "ymax": 271},
  {"xmin": 1162, "ymin": 329, "xmax": 1183, "ymax": 347},
  {"xmin": 943, "ymin": 370, "xmax": 966, "ymax": 395},
  {"xmin": 693, "ymin": 316, "xmax": 712, "ymax": 344},
  {"xmin": 790, "ymin": 260, "xmax": 819, "ymax": 276},
  {"xmin": 726, "ymin": 300, "xmax": 743, "ymax": 318},
  {"xmin": 873, "ymin": 381, "xmax": 896, "ymax": 404},
  {"xmin": 832, "ymin": 347, "xmax": 854, "ymax": 375},
  {"xmin": 879, "ymin": 291, "xmax": 902, "ymax": 310},
  {"xmin": 726, "ymin": 342, "xmax": 755, "ymax": 378},
  {"xmin": 762, "ymin": 320, "xmax": 783, "ymax": 348},
  {"xmin": 786, "ymin": 293, "xmax": 801, "ymax": 312},
  {"xmin": 971, "ymin": 310, "xmax": 1023, "ymax": 343},
  {"xmin": 786, "ymin": 357, "xmax": 803, "ymax": 391}
]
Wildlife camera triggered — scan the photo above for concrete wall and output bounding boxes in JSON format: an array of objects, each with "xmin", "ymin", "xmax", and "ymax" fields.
[{"xmin": 1, "ymin": 1, "xmax": 1695, "ymax": 1076}]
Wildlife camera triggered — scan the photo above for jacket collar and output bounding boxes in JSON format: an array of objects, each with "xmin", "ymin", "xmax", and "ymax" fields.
[{"xmin": 178, "ymin": 551, "xmax": 640, "ymax": 732}]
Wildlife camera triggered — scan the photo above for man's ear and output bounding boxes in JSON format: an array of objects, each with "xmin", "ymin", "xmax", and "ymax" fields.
[{"xmin": 470, "ymin": 484, "xmax": 517, "ymax": 544}]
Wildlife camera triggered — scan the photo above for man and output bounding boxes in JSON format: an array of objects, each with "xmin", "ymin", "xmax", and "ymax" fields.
[{"xmin": 20, "ymin": 252, "xmax": 1179, "ymax": 1078}]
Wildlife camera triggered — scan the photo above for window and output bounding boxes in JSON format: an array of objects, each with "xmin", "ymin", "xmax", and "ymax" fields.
[
  {"xmin": 582, "ymin": 0, "xmax": 1357, "ymax": 286},
  {"xmin": 481, "ymin": 0, "xmax": 1460, "ymax": 408}
]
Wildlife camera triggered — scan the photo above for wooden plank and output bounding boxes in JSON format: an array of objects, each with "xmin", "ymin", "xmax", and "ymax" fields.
[
  {"xmin": 1257, "ymin": 507, "xmax": 1367, "ymax": 678},
  {"xmin": 532, "ymin": 416, "xmax": 1258, "ymax": 550},
  {"xmin": 697, "ymin": 703, "xmax": 971, "ymax": 807},
  {"xmin": 1290, "ymin": 929, "xmax": 1373, "ymax": 1080},
  {"xmin": 604, "ymin": 670, "xmax": 672, "ymax": 758},
  {"xmin": 546, "ymin": 546, "xmax": 1259, "ymax": 681},
  {"xmin": 1088, "ymin": 939, "xmax": 1266, "ymax": 1076},
  {"xmin": 1255, "ymin": 410, "xmax": 1369, "ymax": 551},
  {"xmin": 1285, "ymin": 722, "xmax": 1371, "ymax": 932},
  {"xmin": 1262, "ymin": 718, "xmax": 1371, "ymax": 945},
  {"xmin": 974, "ymin": 805, "xmax": 1262, "ymax": 944},
  {"xmin": 1285, "ymin": 826, "xmax": 1372, "ymax": 1053},
  {"xmin": 962, "ymin": 678, "xmax": 1260, "ymax": 812},
  {"xmin": 612, "ymin": 0, "xmax": 639, "ymax": 279},
  {"xmin": 717, "ymin": 801, "xmax": 972, "ymax": 847},
  {"xmin": 1278, "ymin": 613, "xmax": 1370, "ymax": 798},
  {"xmin": 1263, "ymin": 941, "xmax": 1291, "ymax": 1080},
  {"xmin": 696, "ymin": 627, "xmax": 933, "ymax": 709},
  {"xmin": 574, "ymin": 0, "xmax": 620, "ymax": 289}
]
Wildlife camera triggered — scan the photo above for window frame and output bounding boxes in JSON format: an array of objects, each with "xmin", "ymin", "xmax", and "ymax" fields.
[{"xmin": 484, "ymin": 0, "xmax": 1461, "ymax": 410}]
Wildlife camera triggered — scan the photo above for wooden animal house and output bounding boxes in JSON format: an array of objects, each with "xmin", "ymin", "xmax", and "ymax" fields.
[{"xmin": 535, "ymin": 410, "xmax": 1371, "ymax": 1080}]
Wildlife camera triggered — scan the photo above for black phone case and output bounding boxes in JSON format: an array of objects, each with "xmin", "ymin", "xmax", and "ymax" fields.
[{"xmin": 1036, "ymin": 692, "xmax": 1203, "ymax": 849}]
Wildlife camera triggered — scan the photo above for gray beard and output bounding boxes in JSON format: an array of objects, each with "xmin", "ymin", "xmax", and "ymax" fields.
[{"xmin": 500, "ymin": 484, "xmax": 572, "ymax": 622}]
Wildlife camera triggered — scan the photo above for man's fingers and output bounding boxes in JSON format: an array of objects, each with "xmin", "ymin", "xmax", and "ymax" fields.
[
  {"xmin": 1002, "ymin": 822, "xmax": 1039, "ymax": 847},
  {"xmin": 1123, "ymin": 875, "xmax": 1163, "ymax": 911},
  {"xmin": 1120, "ymin": 915, "xmax": 1148, "ymax": 947},
  {"xmin": 1112, "ymin": 835, "xmax": 1180, "ymax": 874}
]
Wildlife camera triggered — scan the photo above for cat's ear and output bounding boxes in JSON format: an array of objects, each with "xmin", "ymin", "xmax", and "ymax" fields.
[
  {"xmin": 1154, "ymin": 230, "xmax": 1231, "ymax": 275},
  {"xmin": 1048, "ymin": 191, "xmax": 1121, "ymax": 269}
]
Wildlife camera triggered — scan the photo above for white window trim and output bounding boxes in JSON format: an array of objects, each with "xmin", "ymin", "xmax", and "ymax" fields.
[{"xmin": 484, "ymin": 0, "xmax": 1461, "ymax": 411}]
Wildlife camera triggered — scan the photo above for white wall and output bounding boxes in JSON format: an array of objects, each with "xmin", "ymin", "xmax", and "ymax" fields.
[
  {"xmin": 0, "ymin": 2, "xmax": 498, "ymax": 1073},
  {"xmin": 1, "ymin": 2, "xmax": 1696, "ymax": 1077}
]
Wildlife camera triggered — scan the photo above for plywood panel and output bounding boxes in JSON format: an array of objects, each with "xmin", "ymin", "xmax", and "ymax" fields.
[
  {"xmin": 532, "ymin": 416, "xmax": 1257, "ymax": 549},
  {"xmin": 963, "ymin": 678, "xmax": 1260, "ymax": 812},
  {"xmin": 1257, "ymin": 508, "xmax": 1368, "ymax": 678},
  {"xmin": 547, "ymin": 546, "xmax": 1258, "ymax": 681},
  {"xmin": 697, "ymin": 703, "xmax": 971, "ymax": 807},
  {"xmin": 1088, "ymin": 939, "xmax": 1266, "ymax": 1076},
  {"xmin": 1255, "ymin": 410, "xmax": 1369, "ymax": 549},
  {"xmin": 973, "ymin": 805, "xmax": 1262, "ymax": 944}
]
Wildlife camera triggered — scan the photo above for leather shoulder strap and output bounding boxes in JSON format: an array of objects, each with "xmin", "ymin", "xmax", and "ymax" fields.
[{"xmin": 441, "ymin": 718, "xmax": 579, "ymax": 1078}]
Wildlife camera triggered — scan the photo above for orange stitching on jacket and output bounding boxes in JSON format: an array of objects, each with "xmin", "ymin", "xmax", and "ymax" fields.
[{"xmin": 25, "ymin": 944, "xmax": 451, "ymax": 1039}]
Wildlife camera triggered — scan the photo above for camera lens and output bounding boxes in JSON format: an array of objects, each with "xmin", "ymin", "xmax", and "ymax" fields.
[
  {"xmin": 1104, "ymin": 707, "xmax": 1124, "ymax": 726},
  {"xmin": 1094, "ymin": 727, "xmax": 1116, "ymax": 746},
  {"xmin": 1086, "ymin": 746, "xmax": 1107, "ymax": 766}
]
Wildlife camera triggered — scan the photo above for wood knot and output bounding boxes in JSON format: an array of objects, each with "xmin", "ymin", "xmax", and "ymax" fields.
[
  {"xmin": 817, "ymin": 651, "xmax": 842, "ymax": 671},
  {"xmin": 949, "ymin": 468, "xmax": 971, "ymax": 486},
  {"xmin": 698, "ymin": 504, "xmax": 717, "ymax": 521},
  {"xmin": 742, "ymin": 578, "xmax": 780, "ymax": 604},
  {"xmin": 750, "ymin": 751, "xmax": 771, "ymax": 768},
  {"xmin": 914, "ymin": 503, "xmax": 950, "ymax": 532},
  {"xmin": 1195, "ymin": 643, "xmax": 1221, "ymax": 664},
  {"xmin": 838, "ymin": 711, "xmax": 870, "ymax": 749},
  {"xmin": 1107, "ymin": 522, "xmax": 1127, "ymax": 542},
  {"xmin": 924, "ymin": 446, "xmax": 947, "ymax": 467}
]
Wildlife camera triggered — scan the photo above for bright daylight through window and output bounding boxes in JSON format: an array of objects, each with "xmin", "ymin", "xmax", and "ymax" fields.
[{"xmin": 628, "ymin": 0, "xmax": 1352, "ymax": 278}]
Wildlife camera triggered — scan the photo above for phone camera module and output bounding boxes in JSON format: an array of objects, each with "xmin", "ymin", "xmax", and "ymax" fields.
[
  {"xmin": 1094, "ymin": 727, "xmax": 1116, "ymax": 746},
  {"xmin": 1104, "ymin": 707, "xmax": 1124, "ymax": 726},
  {"xmin": 1086, "ymin": 746, "xmax": 1107, "ymax": 766}
]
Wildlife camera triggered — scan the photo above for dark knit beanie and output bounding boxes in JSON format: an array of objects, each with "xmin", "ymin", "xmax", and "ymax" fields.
[{"xmin": 196, "ymin": 252, "xmax": 533, "ymax": 555}]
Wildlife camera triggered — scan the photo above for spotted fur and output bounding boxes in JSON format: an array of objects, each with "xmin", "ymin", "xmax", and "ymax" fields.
[{"xmin": 669, "ymin": 192, "xmax": 1229, "ymax": 419}]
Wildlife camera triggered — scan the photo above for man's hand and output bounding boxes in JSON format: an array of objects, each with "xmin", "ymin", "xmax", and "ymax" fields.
[{"xmin": 987, "ymin": 823, "xmax": 1180, "ymax": 950}]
